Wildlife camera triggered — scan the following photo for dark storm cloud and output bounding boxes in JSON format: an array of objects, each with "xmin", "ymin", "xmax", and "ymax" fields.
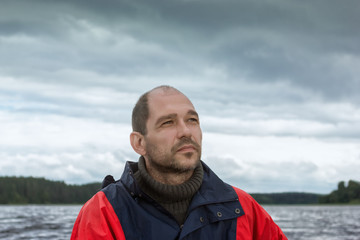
[
  {"xmin": 1, "ymin": 0, "xmax": 359, "ymax": 115},
  {"xmin": 2, "ymin": 0, "xmax": 358, "ymax": 103},
  {"xmin": 2, "ymin": 0, "xmax": 360, "ymax": 134}
]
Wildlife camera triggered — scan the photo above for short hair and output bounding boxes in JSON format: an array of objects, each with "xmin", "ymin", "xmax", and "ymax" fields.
[{"xmin": 132, "ymin": 85, "xmax": 179, "ymax": 135}]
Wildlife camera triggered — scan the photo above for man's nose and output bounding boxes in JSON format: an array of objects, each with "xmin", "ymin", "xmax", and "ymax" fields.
[{"xmin": 177, "ymin": 120, "xmax": 192, "ymax": 138}]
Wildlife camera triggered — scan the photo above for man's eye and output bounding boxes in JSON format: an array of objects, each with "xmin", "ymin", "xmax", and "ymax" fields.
[
  {"xmin": 162, "ymin": 120, "xmax": 173, "ymax": 126},
  {"xmin": 188, "ymin": 118, "xmax": 198, "ymax": 123}
]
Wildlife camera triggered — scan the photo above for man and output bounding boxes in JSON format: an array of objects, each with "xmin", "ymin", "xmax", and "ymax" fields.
[{"xmin": 71, "ymin": 86, "xmax": 287, "ymax": 240}]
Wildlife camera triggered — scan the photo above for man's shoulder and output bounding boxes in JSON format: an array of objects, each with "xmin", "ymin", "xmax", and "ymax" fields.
[
  {"xmin": 231, "ymin": 186, "xmax": 253, "ymax": 200},
  {"xmin": 231, "ymin": 186, "xmax": 275, "ymax": 220},
  {"xmin": 79, "ymin": 190, "xmax": 112, "ymax": 214}
]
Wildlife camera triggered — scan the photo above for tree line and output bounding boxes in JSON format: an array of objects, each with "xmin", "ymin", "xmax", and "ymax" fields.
[
  {"xmin": 252, "ymin": 179, "xmax": 360, "ymax": 204},
  {"xmin": 0, "ymin": 176, "xmax": 359, "ymax": 204},
  {"xmin": 251, "ymin": 192, "xmax": 320, "ymax": 204},
  {"xmin": 0, "ymin": 176, "xmax": 100, "ymax": 204},
  {"xmin": 318, "ymin": 180, "xmax": 360, "ymax": 204}
]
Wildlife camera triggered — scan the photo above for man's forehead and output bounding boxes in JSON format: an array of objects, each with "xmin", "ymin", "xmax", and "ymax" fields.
[
  {"xmin": 148, "ymin": 89, "xmax": 191, "ymax": 104},
  {"xmin": 147, "ymin": 89, "xmax": 195, "ymax": 114},
  {"xmin": 149, "ymin": 87, "xmax": 181, "ymax": 98}
]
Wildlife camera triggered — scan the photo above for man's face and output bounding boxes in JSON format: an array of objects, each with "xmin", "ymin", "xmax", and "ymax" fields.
[{"xmin": 143, "ymin": 90, "xmax": 202, "ymax": 174}]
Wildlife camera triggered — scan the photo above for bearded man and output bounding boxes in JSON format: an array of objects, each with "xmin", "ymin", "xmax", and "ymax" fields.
[{"xmin": 71, "ymin": 85, "xmax": 287, "ymax": 240}]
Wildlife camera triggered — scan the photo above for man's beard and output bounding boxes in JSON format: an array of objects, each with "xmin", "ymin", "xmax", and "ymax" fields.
[{"xmin": 145, "ymin": 137, "xmax": 201, "ymax": 174}]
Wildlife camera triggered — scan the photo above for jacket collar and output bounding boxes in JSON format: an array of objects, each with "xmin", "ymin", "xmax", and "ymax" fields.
[
  {"xmin": 120, "ymin": 159, "xmax": 244, "ymax": 237},
  {"xmin": 120, "ymin": 160, "xmax": 239, "ymax": 206},
  {"xmin": 189, "ymin": 161, "xmax": 240, "ymax": 210}
]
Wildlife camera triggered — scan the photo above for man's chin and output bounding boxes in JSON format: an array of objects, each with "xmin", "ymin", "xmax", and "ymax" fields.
[{"xmin": 173, "ymin": 156, "xmax": 201, "ymax": 171}]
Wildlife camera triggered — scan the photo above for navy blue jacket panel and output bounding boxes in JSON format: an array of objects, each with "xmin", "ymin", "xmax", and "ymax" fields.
[{"xmin": 102, "ymin": 161, "xmax": 244, "ymax": 240}]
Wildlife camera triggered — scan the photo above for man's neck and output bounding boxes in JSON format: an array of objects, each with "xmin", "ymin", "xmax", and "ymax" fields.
[
  {"xmin": 133, "ymin": 157, "xmax": 204, "ymax": 225},
  {"xmin": 146, "ymin": 166, "xmax": 194, "ymax": 185}
]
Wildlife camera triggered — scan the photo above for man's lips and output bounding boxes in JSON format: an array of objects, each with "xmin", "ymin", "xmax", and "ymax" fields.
[{"xmin": 177, "ymin": 145, "xmax": 197, "ymax": 152}]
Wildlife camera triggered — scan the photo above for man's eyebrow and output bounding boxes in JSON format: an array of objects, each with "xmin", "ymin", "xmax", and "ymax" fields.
[
  {"xmin": 155, "ymin": 113, "xmax": 177, "ymax": 126},
  {"xmin": 155, "ymin": 111, "xmax": 199, "ymax": 126},
  {"xmin": 187, "ymin": 110, "xmax": 199, "ymax": 118}
]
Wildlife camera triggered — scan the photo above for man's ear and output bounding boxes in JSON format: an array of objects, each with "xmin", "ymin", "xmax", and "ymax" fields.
[{"xmin": 130, "ymin": 132, "xmax": 146, "ymax": 156}]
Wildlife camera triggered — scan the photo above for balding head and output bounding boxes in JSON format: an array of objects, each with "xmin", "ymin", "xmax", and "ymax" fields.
[{"xmin": 132, "ymin": 85, "xmax": 186, "ymax": 135}]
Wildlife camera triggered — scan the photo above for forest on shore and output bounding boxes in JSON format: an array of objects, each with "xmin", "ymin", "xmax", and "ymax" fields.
[
  {"xmin": 318, "ymin": 180, "xmax": 360, "ymax": 204},
  {"xmin": 0, "ymin": 176, "xmax": 100, "ymax": 204},
  {"xmin": 0, "ymin": 176, "xmax": 359, "ymax": 204}
]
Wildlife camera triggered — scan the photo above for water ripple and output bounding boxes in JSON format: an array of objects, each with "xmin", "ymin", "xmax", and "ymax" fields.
[
  {"xmin": 0, "ymin": 205, "xmax": 81, "ymax": 240},
  {"xmin": 0, "ymin": 205, "xmax": 359, "ymax": 239},
  {"xmin": 264, "ymin": 205, "xmax": 360, "ymax": 240}
]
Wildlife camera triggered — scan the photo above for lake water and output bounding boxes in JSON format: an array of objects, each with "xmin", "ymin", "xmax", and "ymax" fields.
[
  {"xmin": 0, "ymin": 205, "xmax": 359, "ymax": 239},
  {"xmin": 264, "ymin": 205, "xmax": 360, "ymax": 240}
]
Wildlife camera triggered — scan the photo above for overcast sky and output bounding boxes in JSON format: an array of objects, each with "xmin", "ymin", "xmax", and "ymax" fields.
[{"xmin": 1, "ymin": 0, "xmax": 359, "ymax": 193}]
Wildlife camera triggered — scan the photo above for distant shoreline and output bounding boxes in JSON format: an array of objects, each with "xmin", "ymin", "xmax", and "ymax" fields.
[{"xmin": 1, "ymin": 176, "xmax": 359, "ymax": 205}]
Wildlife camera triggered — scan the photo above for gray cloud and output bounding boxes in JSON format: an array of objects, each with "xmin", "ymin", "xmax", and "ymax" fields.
[
  {"xmin": 2, "ymin": 0, "xmax": 359, "ymax": 102},
  {"xmin": 204, "ymin": 154, "xmax": 351, "ymax": 193}
]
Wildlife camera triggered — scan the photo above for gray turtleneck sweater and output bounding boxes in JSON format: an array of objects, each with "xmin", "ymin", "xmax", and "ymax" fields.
[{"xmin": 133, "ymin": 157, "xmax": 204, "ymax": 225}]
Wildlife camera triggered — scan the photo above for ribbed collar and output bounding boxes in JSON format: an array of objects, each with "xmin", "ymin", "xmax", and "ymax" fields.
[{"xmin": 133, "ymin": 157, "xmax": 203, "ymax": 203}]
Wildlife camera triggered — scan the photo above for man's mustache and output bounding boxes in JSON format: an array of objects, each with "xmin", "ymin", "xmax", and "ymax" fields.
[{"xmin": 171, "ymin": 138, "xmax": 201, "ymax": 153}]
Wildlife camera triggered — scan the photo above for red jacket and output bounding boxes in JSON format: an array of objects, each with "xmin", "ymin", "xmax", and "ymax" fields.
[{"xmin": 71, "ymin": 161, "xmax": 287, "ymax": 240}]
